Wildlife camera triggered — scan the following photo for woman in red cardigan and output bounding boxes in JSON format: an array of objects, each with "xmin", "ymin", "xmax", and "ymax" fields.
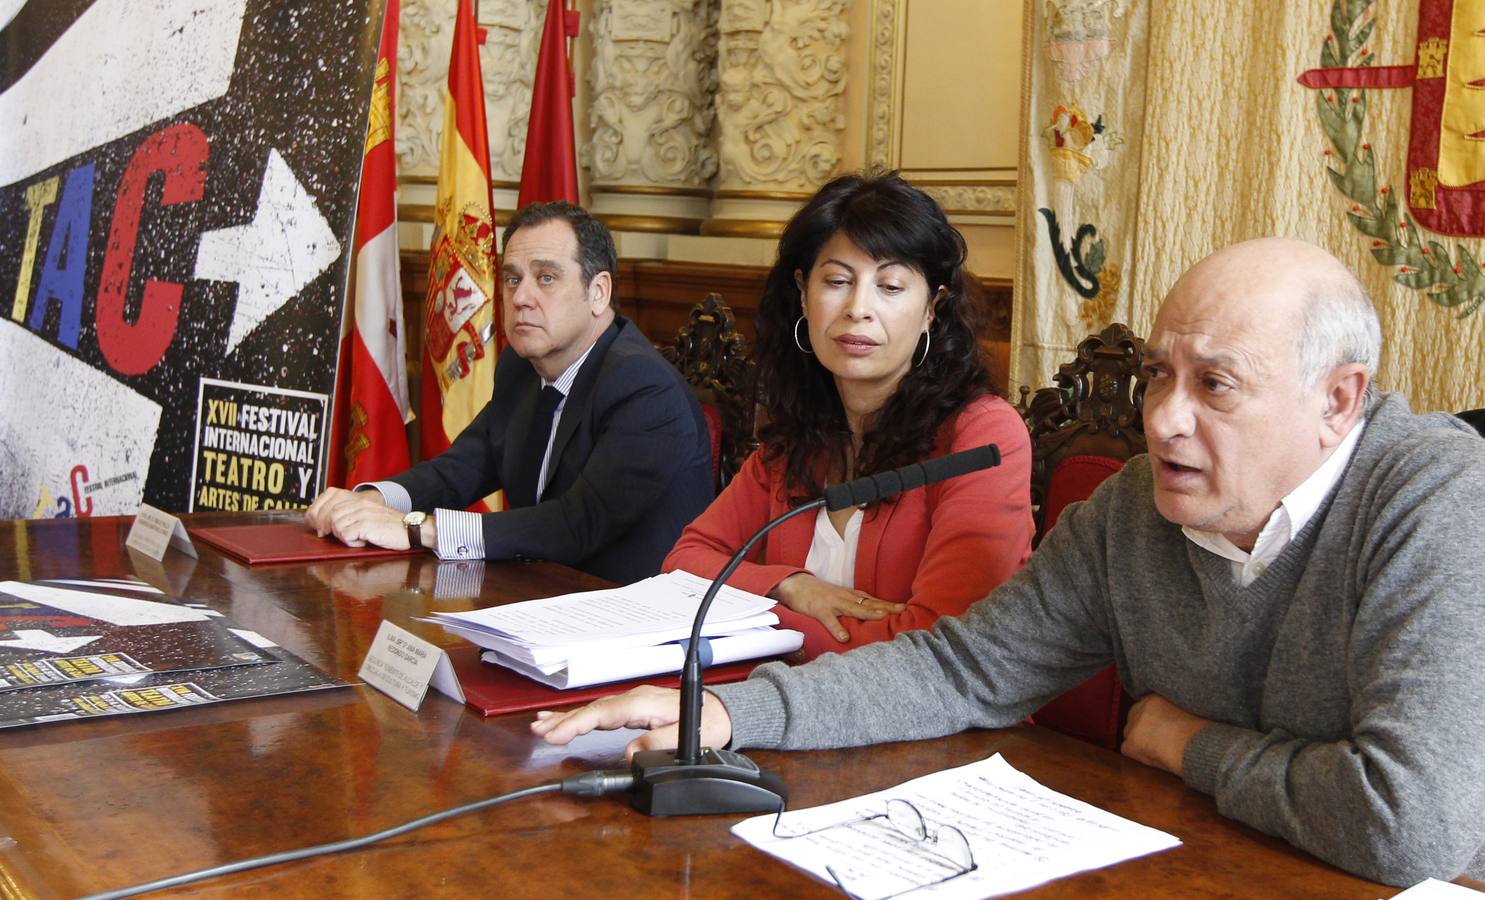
[{"xmin": 663, "ymin": 173, "xmax": 1034, "ymax": 660}]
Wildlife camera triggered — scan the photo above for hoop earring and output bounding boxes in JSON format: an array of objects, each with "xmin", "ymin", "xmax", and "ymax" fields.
[
  {"xmin": 794, "ymin": 316, "xmax": 814, "ymax": 355},
  {"xmin": 912, "ymin": 329, "xmax": 931, "ymax": 367}
]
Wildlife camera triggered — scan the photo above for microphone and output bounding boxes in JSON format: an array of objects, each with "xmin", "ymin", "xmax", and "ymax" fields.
[
  {"xmin": 823, "ymin": 443, "xmax": 1001, "ymax": 511},
  {"xmin": 628, "ymin": 443, "xmax": 1003, "ymax": 816}
]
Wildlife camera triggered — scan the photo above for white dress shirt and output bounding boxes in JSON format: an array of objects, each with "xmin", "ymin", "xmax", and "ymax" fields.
[{"xmin": 1183, "ymin": 419, "xmax": 1367, "ymax": 585}]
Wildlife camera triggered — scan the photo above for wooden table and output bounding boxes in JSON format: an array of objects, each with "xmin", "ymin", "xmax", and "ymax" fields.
[{"xmin": 0, "ymin": 512, "xmax": 1454, "ymax": 898}]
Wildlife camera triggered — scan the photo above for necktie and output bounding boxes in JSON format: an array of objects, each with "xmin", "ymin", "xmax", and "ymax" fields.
[{"xmin": 514, "ymin": 385, "xmax": 564, "ymax": 507}]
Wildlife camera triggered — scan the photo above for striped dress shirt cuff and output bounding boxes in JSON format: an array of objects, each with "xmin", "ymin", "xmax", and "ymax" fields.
[
  {"xmin": 434, "ymin": 508, "xmax": 484, "ymax": 560},
  {"xmin": 358, "ymin": 481, "xmax": 412, "ymax": 515}
]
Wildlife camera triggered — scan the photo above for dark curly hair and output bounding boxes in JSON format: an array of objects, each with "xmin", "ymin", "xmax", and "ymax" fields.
[{"xmin": 756, "ymin": 171, "xmax": 996, "ymax": 503}]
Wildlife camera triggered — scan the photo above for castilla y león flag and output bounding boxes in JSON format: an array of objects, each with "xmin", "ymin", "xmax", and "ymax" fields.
[
  {"xmin": 422, "ymin": 0, "xmax": 501, "ymax": 510},
  {"xmin": 329, "ymin": 0, "xmax": 411, "ymax": 488},
  {"xmin": 1298, "ymin": 0, "xmax": 1485, "ymax": 236}
]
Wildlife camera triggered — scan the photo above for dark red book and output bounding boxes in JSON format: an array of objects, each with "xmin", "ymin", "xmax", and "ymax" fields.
[
  {"xmin": 445, "ymin": 644, "xmax": 768, "ymax": 717},
  {"xmin": 192, "ymin": 523, "xmax": 420, "ymax": 565}
]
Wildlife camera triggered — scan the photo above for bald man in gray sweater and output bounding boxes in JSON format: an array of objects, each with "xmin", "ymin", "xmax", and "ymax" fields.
[{"xmin": 535, "ymin": 239, "xmax": 1485, "ymax": 886}]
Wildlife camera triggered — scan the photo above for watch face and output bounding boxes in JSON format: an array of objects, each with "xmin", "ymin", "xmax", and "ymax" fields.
[{"xmin": 404, "ymin": 512, "xmax": 426, "ymax": 527}]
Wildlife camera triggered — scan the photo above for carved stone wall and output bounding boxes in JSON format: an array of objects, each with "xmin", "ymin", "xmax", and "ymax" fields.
[
  {"xmin": 394, "ymin": 0, "xmax": 860, "ymax": 240},
  {"xmin": 713, "ymin": 0, "xmax": 848, "ymax": 193},
  {"xmin": 396, "ymin": 0, "xmax": 542, "ymax": 183},
  {"xmin": 585, "ymin": 0, "xmax": 718, "ymax": 188}
]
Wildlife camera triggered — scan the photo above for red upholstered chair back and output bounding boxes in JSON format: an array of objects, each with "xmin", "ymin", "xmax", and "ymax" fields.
[
  {"xmin": 1017, "ymin": 323, "xmax": 1147, "ymax": 750},
  {"xmin": 699, "ymin": 402, "xmax": 723, "ymax": 486},
  {"xmin": 1041, "ymin": 454, "xmax": 1126, "ymax": 536},
  {"xmin": 661, "ymin": 294, "xmax": 758, "ymax": 491}
]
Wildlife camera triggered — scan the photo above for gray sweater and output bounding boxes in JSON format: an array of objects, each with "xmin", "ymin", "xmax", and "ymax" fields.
[{"xmin": 713, "ymin": 392, "xmax": 1485, "ymax": 885}]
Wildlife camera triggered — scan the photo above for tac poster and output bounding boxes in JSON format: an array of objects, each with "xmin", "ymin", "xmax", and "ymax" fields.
[
  {"xmin": 0, "ymin": 578, "xmax": 347, "ymax": 729},
  {"xmin": 0, "ymin": 0, "xmax": 387, "ymax": 517}
]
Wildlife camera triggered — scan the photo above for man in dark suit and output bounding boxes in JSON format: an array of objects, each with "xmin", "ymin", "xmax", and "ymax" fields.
[{"xmin": 305, "ymin": 202, "xmax": 714, "ymax": 584}]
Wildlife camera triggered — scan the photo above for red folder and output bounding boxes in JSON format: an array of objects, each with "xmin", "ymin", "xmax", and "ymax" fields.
[
  {"xmin": 446, "ymin": 644, "xmax": 771, "ymax": 717},
  {"xmin": 192, "ymin": 523, "xmax": 420, "ymax": 565}
]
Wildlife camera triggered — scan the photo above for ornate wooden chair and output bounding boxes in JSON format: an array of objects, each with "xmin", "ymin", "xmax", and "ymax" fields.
[
  {"xmin": 1019, "ymin": 322, "xmax": 1148, "ymax": 542},
  {"xmin": 1017, "ymin": 322, "xmax": 1147, "ymax": 750},
  {"xmin": 662, "ymin": 294, "xmax": 758, "ymax": 490}
]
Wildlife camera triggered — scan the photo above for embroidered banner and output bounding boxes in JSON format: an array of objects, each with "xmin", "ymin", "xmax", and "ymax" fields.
[
  {"xmin": 1016, "ymin": 0, "xmax": 1485, "ymax": 413},
  {"xmin": 1014, "ymin": 0, "xmax": 1150, "ymax": 394}
]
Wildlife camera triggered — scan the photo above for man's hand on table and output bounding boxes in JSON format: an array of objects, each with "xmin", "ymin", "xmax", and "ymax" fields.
[
  {"xmin": 532, "ymin": 685, "xmax": 735, "ymax": 759},
  {"xmin": 1121, "ymin": 693, "xmax": 1212, "ymax": 776},
  {"xmin": 304, "ymin": 487, "xmax": 409, "ymax": 549}
]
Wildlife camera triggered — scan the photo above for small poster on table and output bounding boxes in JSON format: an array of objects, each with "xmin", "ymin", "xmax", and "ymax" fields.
[{"xmin": 0, "ymin": 578, "xmax": 346, "ymax": 728}]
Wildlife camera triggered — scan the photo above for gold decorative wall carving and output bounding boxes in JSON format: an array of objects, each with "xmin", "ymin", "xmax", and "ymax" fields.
[
  {"xmin": 396, "ymin": 0, "xmax": 542, "ymax": 181},
  {"xmin": 867, "ymin": 0, "xmax": 903, "ymax": 171},
  {"xmin": 585, "ymin": 0, "xmax": 719, "ymax": 188},
  {"xmin": 714, "ymin": 0, "xmax": 849, "ymax": 192}
]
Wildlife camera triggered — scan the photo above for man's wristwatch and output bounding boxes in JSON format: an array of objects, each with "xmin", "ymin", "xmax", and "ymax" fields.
[{"xmin": 403, "ymin": 511, "xmax": 428, "ymax": 550}]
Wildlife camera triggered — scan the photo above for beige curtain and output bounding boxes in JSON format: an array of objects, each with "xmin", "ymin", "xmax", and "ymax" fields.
[{"xmin": 1016, "ymin": 0, "xmax": 1485, "ymax": 414}]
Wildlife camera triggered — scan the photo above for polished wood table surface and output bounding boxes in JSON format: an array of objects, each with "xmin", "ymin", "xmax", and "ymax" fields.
[{"xmin": 0, "ymin": 512, "xmax": 1454, "ymax": 898}]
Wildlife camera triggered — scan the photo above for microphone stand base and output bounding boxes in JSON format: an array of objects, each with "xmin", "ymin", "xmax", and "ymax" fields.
[{"xmin": 629, "ymin": 748, "xmax": 787, "ymax": 817}]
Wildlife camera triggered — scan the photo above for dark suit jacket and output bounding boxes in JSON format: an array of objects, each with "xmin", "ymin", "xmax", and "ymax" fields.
[{"xmin": 389, "ymin": 316, "xmax": 714, "ymax": 583}]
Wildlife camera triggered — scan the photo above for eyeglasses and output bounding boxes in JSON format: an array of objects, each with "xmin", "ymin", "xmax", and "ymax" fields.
[{"xmin": 771, "ymin": 798, "xmax": 978, "ymax": 899}]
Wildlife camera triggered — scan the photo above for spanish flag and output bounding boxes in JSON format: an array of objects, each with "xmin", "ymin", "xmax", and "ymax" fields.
[
  {"xmin": 421, "ymin": 0, "xmax": 501, "ymax": 510},
  {"xmin": 328, "ymin": 0, "xmax": 410, "ymax": 488}
]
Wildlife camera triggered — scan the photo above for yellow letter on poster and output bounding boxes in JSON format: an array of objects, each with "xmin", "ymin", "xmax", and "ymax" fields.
[{"xmin": 12, "ymin": 177, "xmax": 59, "ymax": 323}]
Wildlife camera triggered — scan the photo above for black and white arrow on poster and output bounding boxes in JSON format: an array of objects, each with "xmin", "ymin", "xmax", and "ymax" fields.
[
  {"xmin": 0, "ymin": 629, "xmax": 102, "ymax": 654},
  {"xmin": 195, "ymin": 150, "xmax": 343, "ymax": 355}
]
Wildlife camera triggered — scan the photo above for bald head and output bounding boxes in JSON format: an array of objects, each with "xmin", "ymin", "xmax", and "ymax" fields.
[
  {"xmin": 1142, "ymin": 238, "xmax": 1379, "ymax": 548},
  {"xmin": 1163, "ymin": 238, "xmax": 1380, "ymax": 394}
]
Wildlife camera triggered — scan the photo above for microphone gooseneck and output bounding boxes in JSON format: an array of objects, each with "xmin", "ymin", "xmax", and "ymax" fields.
[
  {"xmin": 630, "ymin": 443, "xmax": 1002, "ymax": 817},
  {"xmin": 675, "ymin": 499, "xmax": 824, "ymax": 764}
]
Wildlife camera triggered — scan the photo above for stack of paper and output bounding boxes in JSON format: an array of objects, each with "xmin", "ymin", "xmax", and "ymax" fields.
[{"xmin": 426, "ymin": 570, "xmax": 803, "ymax": 689}]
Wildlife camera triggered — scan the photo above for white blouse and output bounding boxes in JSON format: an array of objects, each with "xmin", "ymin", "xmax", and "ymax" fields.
[{"xmin": 802, "ymin": 505, "xmax": 864, "ymax": 589}]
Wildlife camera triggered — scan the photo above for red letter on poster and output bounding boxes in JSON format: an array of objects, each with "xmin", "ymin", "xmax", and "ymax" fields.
[{"xmin": 96, "ymin": 122, "xmax": 209, "ymax": 375}]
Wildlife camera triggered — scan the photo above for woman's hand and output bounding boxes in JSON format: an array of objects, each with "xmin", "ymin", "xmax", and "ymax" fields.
[
  {"xmin": 771, "ymin": 573, "xmax": 905, "ymax": 642},
  {"xmin": 531, "ymin": 685, "xmax": 735, "ymax": 759}
]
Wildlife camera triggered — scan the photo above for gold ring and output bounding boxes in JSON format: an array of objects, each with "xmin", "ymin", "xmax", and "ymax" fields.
[{"xmin": 856, "ymin": 596, "xmax": 865, "ymax": 605}]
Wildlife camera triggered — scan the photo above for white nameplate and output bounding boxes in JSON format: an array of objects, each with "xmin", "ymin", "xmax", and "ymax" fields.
[
  {"xmin": 125, "ymin": 503, "xmax": 198, "ymax": 561},
  {"xmin": 359, "ymin": 620, "xmax": 465, "ymax": 712}
]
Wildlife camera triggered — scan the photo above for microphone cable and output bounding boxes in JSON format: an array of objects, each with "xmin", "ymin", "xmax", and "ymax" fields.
[{"xmin": 81, "ymin": 770, "xmax": 635, "ymax": 900}]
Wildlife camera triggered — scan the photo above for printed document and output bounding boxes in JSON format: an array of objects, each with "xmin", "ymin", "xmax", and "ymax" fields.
[
  {"xmin": 428, "ymin": 570, "xmax": 776, "ymax": 647},
  {"xmin": 427, "ymin": 570, "xmax": 800, "ymax": 690},
  {"xmin": 732, "ymin": 753, "xmax": 1181, "ymax": 899},
  {"xmin": 482, "ymin": 626, "xmax": 803, "ymax": 688}
]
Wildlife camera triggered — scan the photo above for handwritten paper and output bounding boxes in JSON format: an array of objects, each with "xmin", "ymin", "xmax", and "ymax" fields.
[{"xmin": 732, "ymin": 753, "xmax": 1181, "ymax": 899}]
